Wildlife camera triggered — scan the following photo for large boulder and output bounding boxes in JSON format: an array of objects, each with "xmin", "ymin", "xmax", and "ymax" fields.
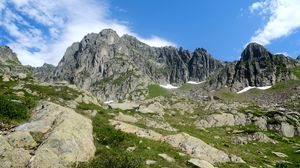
[
  {"xmin": 164, "ymin": 133, "xmax": 245, "ymax": 164},
  {"xmin": 0, "ymin": 148, "xmax": 31, "ymax": 168},
  {"xmin": 6, "ymin": 131, "xmax": 37, "ymax": 149},
  {"xmin": 14, "ymin": 101, "xmax": 96, "ymax": 168}
]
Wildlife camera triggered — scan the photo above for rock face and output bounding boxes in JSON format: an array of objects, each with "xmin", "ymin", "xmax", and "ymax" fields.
[
  {"xmin": 52, "ymin": 29, "xmax": 223, "ymax": 102},
  {"xmin": 32, "ymin": 63, "xmax": 56, "ymax": 81},
  {"xmin": 1, "ymin": 101, "xmax": 95, "ymax": 168},
  {"xmin": 0, "ymin": 46, "xmax": 20, "ymax": 65},
  {"xmin": 210, "ymin": 43, "xmax": 298, "ymax": 91}
]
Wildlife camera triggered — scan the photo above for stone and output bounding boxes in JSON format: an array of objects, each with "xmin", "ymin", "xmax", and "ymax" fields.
[
  {"xmin": 126, "ymin": 147, "xmax": 136, "ymax": 152},
  {"xmin": 195, "ymin": 113, "xmax": 235, "ymax": 128},
  {"xmin": 146, "ymin": 160, "xmax": 157, "ymax": 165},
  {"xmin": 232, "ymin": 132, "xmax": 277, "ymax": 145},
  {"xmin": 108, "ymin": 102, "xmax": 139, "ymax": 110},
  {"xmin": 280, "ymin": 122, "xmax": 295, "ymax": 137},
  {"xmin": 110, "ymin": 120, "xmax": 164, "ymax": 141},
  {"xmin": 164, "ymin": 133, "xmax": 244, "ymax": 163},
  {"xmin": 143, "ymin": 117, "xmax": 177, "ymax": 132},
  {"xmin": 158, "ymin": 153, "xmax": 175, "ymax": 162},
  {"xmin": 272, "ymin": 151, "xmax": 288, "ymax": 158},
  {"xmin": 139, "ymin": 102, "xmax": 165, "ymax": 115},
  {"xmin": 27, "ymin": 101, "xmax": 95, "ymax": 167},
  {"xmin": 0, "ymin": 148, "xmax": 31, "ymax": 168},
  {"xmin": 114, "ymin": 112, "xmax": 139, "ymax": 123},
  {"xmin": 188, "ymin": 159, "xmax": 214, "ymax": 168},
  {"xmin": 6, "ymin": 131, "xmax": 37, "ymax": 149},
  {"xmin": 253, "ymin": 117, "xmax": 267, "ymax": 131},
  {"xmin": 0, "ymin": 135, "xmax": 13, "ymax": 155}
]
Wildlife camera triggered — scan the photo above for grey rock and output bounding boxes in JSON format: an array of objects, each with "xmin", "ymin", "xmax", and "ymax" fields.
[
  {"xmin": 6, "ymin": 131, "xmax": 37, "ymax": 149},
  {"xmin": 158, "ymin": 153, "xmax": 175, "ymax": 162},
  {"xmin": 280, "ymin": 122, "xmax": 295, "ymax": 137},
  {"xmin": 188, "ymin": 159, "xmax": 214, "ymax": 168},
  {"xmin": 108, "ymin": 102, "xmax": 139, "ymax": 110},
  {"xmin": 164, "ymin": 133, "xmax": 245, "ymax": 164},
  {"xmin": 232, "ymin": 132, "xmax": 277, "ymax": 144},
  {"xmin": 146, "ymin": 160, "xmax": 157, "ymax": 165},
  {"xmin": 114, "ymin": 112, "xmax": 139, "ymax": 123},
  {"xmin": 0, "ymin": 148, "xmax": 31, "ymax": 168}
]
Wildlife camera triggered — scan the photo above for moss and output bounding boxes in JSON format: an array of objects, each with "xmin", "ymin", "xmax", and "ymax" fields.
[{"xmin": 30, "ymin": 131, "xmax": 45, "ymax": 144}]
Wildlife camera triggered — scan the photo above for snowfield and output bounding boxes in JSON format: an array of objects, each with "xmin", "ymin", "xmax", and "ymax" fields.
[
  {"xmin": 187, "ymin": 81, "xmax": 206, "ymax": 85},
  {"xmin": 237, "ymin": 86, "xmax": 272, "ymax": 94},
  {"xmin": 159, "ymin": 84, "xmax": 179, "ymax": 89}
]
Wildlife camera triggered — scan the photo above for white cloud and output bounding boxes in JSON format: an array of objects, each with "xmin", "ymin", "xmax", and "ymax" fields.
[
  {"xmin": 0, "ymin": 0, "xmax": 175, "ymax": 67},
  {"xmin": 249, "ymin": 0, "xmax": 300, "ymax": 45}
]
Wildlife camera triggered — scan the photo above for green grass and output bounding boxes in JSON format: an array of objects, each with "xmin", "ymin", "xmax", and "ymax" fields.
[
  {"xmin": 179, "ymin": 83, "xmax": 193, "ymax": 91},
  {"xmin": 76, "ymin": 109, "xmax": 191, "ymax": 168},
  {"xmin": 290, "ymin": 66, "xmax": 300, "ymax": 79},
  {"xmin": 76, "ymin": 102, "xmax": 102, "ymax": 111},
  {"xmin": 0, "ymin": 95, "xmax": 30, "ymax": 125},
  {"xmin": 25, "ymin": 84, "xmax": 80, "ymax": 101},
  {"xmin": 147, "ymin": 84, "xmax": 170, "ymax": 99}
]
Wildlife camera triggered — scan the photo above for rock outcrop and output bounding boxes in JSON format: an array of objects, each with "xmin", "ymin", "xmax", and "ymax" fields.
[
  {"xmin": 210, "ymin": 43, "xmax": 298, "ymax": 91},
  {"xmin": 0, "ymin": 101, "xmax": 95, "ymax": 168}
]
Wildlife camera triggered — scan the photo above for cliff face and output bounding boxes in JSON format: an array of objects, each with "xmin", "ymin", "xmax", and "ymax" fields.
[
  {"xmin": 210, "ymin": 43, "xmax": 298, "ymax": 91},
  {"xmin": 53, "ymin": 29, "xmax": 223, "ymax": 101}
]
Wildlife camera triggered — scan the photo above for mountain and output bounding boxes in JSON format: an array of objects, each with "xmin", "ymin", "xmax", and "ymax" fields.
[
  {"xmin": 209, "ymin": 43, "xmax": 298, "ymax": 91},
  {"xmin": 0, "ymin": 46, "xmax": 20, "ymax": 65},
  {"xmin": 52, "ymin": 29, "xmax": 223, "ymax": 101}
]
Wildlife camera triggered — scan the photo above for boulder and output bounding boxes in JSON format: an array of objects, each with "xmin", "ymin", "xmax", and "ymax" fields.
[
  {"xmin": 110, "ymin": 120, "xmax": 164, "ymax": 141},
  {"xmin": 253, "ymin": 116, "xmax": 267, "ymax": 131},
  {"xmin": 232, "ymin": 132, "xmax": 277, "ymax": 145},
  {"xmin": 6, "ymin": 131, "xmax": 37, "ymax": 149},
  {"xmin": 280, "ymin": 122, "xmax": 295, "ymax": 137},
  {"xmin": 195, "ymin": 113, "xmax": 235, "ymax": 128},
  {"xmin": 146, "ymin": 160, "xmax": 157, "ymax": 165},
  {"xmin": 0, "ymin": 135, "xmax": 13, "ymax": 155},
  {"xmin": 164, "ymin": 133, "xmax": 244, "ymax": 163},
  {"xmin": 0, "ymin": 148, "xmax": 31, "ymax": 168},
  {"xmin": 188, "ymin": 159, "xmax": 214, "ymax": 168},
  {"xmin": 114, "ymin": 112, "xmax": 139, "ymax": 123},
  {"xmin": 108, "ymin": 102, "xmax": 139, "ymax": 110},
  {"xmin": 139, "ymin": 102, "xmax": 165, "ymax": 115},
  {"xmin": 27, "ymin": 101, "xmax": 95, "ymax": 168},
  {"xmin": 158, "ymin": 153, "xmax": 175, "ymax": 162},
  {"xmin": 272, "ymin": 151, "xmax": 288, "ymax": 158}
]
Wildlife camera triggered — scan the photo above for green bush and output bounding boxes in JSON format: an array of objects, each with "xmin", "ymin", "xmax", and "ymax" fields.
[
  {"xmin": 275, "ymin": 162, "xmax": 289, "ymax": 168},
  {"xmin": 79, "ymin": 149, "xmax": 141, "ymax": 168},
  {"xmin": 0, "ymin": 95, "xmax": 30, "ymax": 123}
]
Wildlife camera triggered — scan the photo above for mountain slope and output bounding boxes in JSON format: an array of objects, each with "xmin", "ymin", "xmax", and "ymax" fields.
[{"xmin": 53, "ymin": 29, "xmax": 224, "ymax": 101}]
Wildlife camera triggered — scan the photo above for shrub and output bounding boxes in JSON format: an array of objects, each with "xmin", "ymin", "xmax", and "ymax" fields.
[{"xmin": 0, "ymin": 95, "xmax": 30, "ymax": 123}]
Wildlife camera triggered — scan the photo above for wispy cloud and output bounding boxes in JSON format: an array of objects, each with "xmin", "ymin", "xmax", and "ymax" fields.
[
  {"xmin": 0, "ymin": 0, "xmax": 175, "ymax": 66},
  {"xmin": 249, "ymin": 0, "xmax": 300, "ymax": 45}
]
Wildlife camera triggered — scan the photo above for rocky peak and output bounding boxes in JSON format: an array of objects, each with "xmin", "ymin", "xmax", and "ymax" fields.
[
  {"xmin": 99, "ymin": 29, "xmax": 120, "ymax": 45},
  {"xmin": 241, "ymin": 43, "xmax": 271, "ymax": 62},
  {"xmin": 297, "ymin": 55, "xmax": 300, "ymax": 60},
  {"xmin": 0, "ymin": 46, "xmax": 21, "ymax": 64}
]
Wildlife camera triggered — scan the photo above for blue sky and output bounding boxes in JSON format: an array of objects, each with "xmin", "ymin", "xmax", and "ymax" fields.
[{"xmin": 1, "ymin": 0, "xmax": 300, "ymax": 66}]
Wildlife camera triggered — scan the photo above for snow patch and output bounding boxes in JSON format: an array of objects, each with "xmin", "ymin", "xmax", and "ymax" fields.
[
  {"xmin": 237, "ymin": 86, "xmax": 272, "ymax": 94},
  {"xmin": 186, "ymin": 81, "xmax": 206, "ymax": 85},
  {"xmin": 104, "ymin": 100, "xmax": 114, "ymax": 104},
  {"xmin": 159, "ymin": 84, "xmax": 179, "ymax": 89}
]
